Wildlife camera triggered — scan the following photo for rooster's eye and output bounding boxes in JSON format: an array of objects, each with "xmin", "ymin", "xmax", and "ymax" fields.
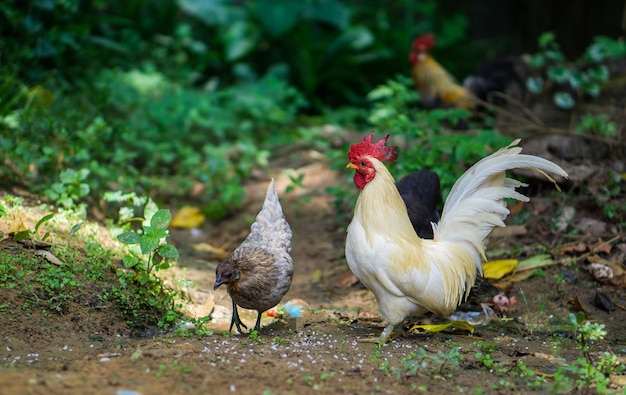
[{"xmin": 360, "ymin": 161, "xmax": 366, "ymax": 167}]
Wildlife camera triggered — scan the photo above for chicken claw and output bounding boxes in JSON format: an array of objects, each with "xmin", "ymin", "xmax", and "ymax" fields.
[
  {"xmin": 229, "ymin": 300, "xmax": 248, "ymax": 334},
  {"xmin": 358, "ymin": 324, "xmax": 404, "ymax": 345}
]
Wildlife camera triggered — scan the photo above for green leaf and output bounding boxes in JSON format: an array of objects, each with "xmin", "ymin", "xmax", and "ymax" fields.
[
  {"xmin": 254, "ymin": 0, "xmax": 303, "ymax": 37},
  {"xmin": 223, "ymin": 21, "xmax": 259, "ymax": 61},
  {"xmin": 143, "ymin": 199, "xmax": 159, "ymax": 227},
  {"xmin": 138, "ymin": 272, "xmax": 150, "ymax": 285},
  {"xmin": 526, "ymin": 76, "xmax": 544, "ymax": 94},
  {"xmin": 69, "ymin": 221, "xmax": 85, "ymax": 236},
  {"xmin": 77, "ymin": 168, "xmax": 90, "ymax": 181},
  {"xmin": 77, "ymin": 183, "xmax": 90, "ymax": 198},
  {"xmin": 12, "ymin": 230, "xmax": 32, "ymax": 242},
  {"xmin": 35, "ymin": 213, "xmax": 55, "ymax": 233},
  {"xmin": 123, "ymin": 255, "xmax": 139, "ymax": 268},
  {"xmin": 515, "ymin": 254, "xmax": 554, "ymax": 271},
  {"xmin": 150, "ymin": 209, "xmax": 172, "ymax": 231},
  {"xmin": 178, "ymin": 0, "xmax": 235, "ymax": 26},
  {"xmin": 139, "ymin": 234, "xmax": 160, "ymax": 254},
  {"xmin": 156, "ymin": 261, "xmax": 171, "ymax": 271},
  {"xmin": 546, "ymin": 65, "xmax": 571, "ymax": 84},
  {"xmin": 582, "ymin": 82, "xmax": 600, "ymax": 97},
  {"xmin": 545, "ymin": 49, "xmax": 564, "ymax": 62},
  {"xmin": 59, "ymin": 169, "xmax": 77, "ymax": 184},
  {"xmin": 567, "ymin": 70, "xmax": 586, "ymax": 89},
  {"xmin": 538, "ymin": 31, "xmax": 556, "ymax": 49},
  {"xmin": 158, "ymin": 244, "xmax": 179, "ymax": 259},
  {"xmin": 304, "ymin": 0, "xmax": 350, "ymax": 29},
  {"xmin": 528, "ymin": 54, "xmax": 545, "ymax": 69},
  {"xmin": 588, "ymin": 65, "xmax": 609, "ymax": 82},
  {"xmin": 117, "ymin": 231, "xmax": 141, "ymax": 245},
  {"xmin": 585, "ymin": 43, "xmax": 606, "ymax": 62},
  {"xmin": 553, "ymin": 92, "xmax": 575, "ymax": 110}
]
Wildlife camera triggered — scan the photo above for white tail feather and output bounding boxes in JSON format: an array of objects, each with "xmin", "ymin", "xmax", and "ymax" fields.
[{"xmin": 434, "ymin": 141, "xmax": 568, "ymax": 271}]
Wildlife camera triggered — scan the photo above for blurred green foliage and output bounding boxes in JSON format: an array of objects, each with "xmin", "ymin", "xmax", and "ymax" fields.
[
  {"xmin": 526, "ymin": 32, "xmax": 625, "ymax": 110},
  {"xmin": 0, "ymin": 0, "xmax": 472, "ymax": 108},
  {"xmin": 0, "ymin": 0, "xmax": 476, "ymax": 219}
]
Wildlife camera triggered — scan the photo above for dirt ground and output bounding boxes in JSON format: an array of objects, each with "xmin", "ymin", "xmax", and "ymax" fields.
[{"xmin": 1, "ymin": 138, "xmax": 626, "ymax": 394}]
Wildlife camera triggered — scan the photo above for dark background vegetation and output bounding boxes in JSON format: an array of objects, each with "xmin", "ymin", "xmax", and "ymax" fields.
[{"xmin": 1, "ymin": 0, "xmax": 625, "ymax": 219}]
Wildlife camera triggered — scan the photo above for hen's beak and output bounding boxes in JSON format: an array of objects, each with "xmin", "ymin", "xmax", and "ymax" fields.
[
  {"xmin": 346, "ymin": 163, "xmax": 357, "ymax": 170},
  {"xmin": 214, "ymin": 276, "xmax": 224, "ymax": 290}
]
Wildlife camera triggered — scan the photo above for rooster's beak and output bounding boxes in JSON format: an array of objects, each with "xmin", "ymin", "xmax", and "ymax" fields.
[{"xmin": 346, "ymin": 163, "xmax": 357, "ymax": 170}]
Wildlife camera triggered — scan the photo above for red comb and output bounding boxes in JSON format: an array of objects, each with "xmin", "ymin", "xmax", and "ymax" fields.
[
  {"xmin": 412, "ymin": 33, "xmax": 436, "ymax": 50},
  {"xmin": 348, "ymin": 131, "xmax": 398, "ymax": 163}
]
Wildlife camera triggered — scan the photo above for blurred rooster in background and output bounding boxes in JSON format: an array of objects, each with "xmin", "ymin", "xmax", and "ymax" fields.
[
  {"xmin": 410, "ymin": 33, "xmax": 530, "ymax": 113},
  {"xmin": 409, "ymin": 33, "xmax": 477, "ymax": 112},
  {"xmin": 345, "ymin": 132, "xmax": 567, "ymax": 342},
  {"xmin": 214, "ymin": 179, "xmax": 293, "ymax": 333}
]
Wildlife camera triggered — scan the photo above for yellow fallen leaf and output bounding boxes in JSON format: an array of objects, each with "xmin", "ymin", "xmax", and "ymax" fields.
[
  {"xmin": 171, "ymin": 206, "xmax": 205, "ymax": 229},
  {"xmin": 8, "ymin": 218, "xmax": 28, "ymax": 234},
  {"xmin": 483, "ymin": 259, "xmax": 518, "ymax": 279},
  {"xmin": 409, "ymin": 320, "xmax": 474, "ymax": 334},
  {"xmin": 192, "ymin": 242, "xmax": 229, "ymax": 260}
]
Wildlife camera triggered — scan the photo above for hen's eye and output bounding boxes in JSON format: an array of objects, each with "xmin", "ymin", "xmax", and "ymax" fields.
[{"xmin": 224, "ymin": 272, "xmax": 232, "ymax": 279}]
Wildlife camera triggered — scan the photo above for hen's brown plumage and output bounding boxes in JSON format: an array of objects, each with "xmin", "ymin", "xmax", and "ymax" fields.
[{"xmin": 214, "ymin": 179, "xmax": 293, "ymax": 333}]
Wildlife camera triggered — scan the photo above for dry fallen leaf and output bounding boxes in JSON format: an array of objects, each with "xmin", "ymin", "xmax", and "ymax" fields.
[
  {"xmin": 191, "ymin": 242, "xmax": 229, "ymax": 260},
  {"xmin": 334, "ymin": 270, "xmax": 360, "ymax": 287},
  {"xmin": 35, "ymin": 249, "xmax": 64, "ymax": 266},
  {"xmin": 558, "ymin": 241, "xmax": 588, "ymax": 255},
  {"xmin": 171, "ymin": 206, "xmax": 206, "ymax": 229},
  {"xmin": 590, "ymin": 239, "xmax": 614, "ymax": 255}
]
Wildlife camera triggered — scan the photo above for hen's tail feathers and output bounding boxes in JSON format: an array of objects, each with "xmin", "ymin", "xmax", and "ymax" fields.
[
  {"xmin": 243, "ymin": 178, "xmax": 293, "ymax": 253},
  {"xmin": 434, "ymin": 140, "xmax": 568, "ymax": 268}
]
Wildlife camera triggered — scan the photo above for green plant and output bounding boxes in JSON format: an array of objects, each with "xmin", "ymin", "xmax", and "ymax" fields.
[
  {"xmin": 526, "ymin": 33, "xmax": 625, "ymax": 110},
  {"xmin": 574, "ymin": 113, "xmax": 617, "ymax": 138},
  {"xmin": 589, "ymin": 170, "xmax": 625, "ymax": 224},
  {"xmin": 549, "ymin": 312, "xmax": 625, "ymax": 393},
  {"xmin": 249, "ymin": 330, "xmax": 260, "ymax": 342},
  {"xmin": 117, "ymin": 201, "xmax": 179, "ymax": 285},
  {"xmin": 45, "ymin": 168, "xmax": 90, "ymax": 209},
  {"xmin": 383, "ymin": 347, "xmax": 463, "ymax": 380},
  {"xmin": 11, "ymin": 213, "xmax": 55, "ymax": 244}
]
